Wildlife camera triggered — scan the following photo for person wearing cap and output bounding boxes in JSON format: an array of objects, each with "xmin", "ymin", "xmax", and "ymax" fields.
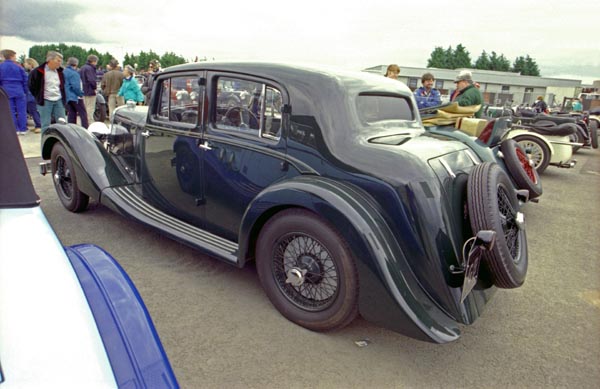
[
  {"xmin": 451, "ymin": 70, "xmax": 483, "ymax": 118},
  {"xmin": 118, "ymin": 65, "xmax": 145, "ymax": 104},
  {"xmin": 63, "ymin": 57, "xmax": 89, "ymax": 128},
  {"xmin": 384, "ymin": 64, "xmax": 400, "ymax": 80},
  {"xmin": 414, "ymin": 72, "xmax": 441, "ymax": 109},
  {"xmin": 101, "ymin": 59, "xmax": 125, "ymax": 118}
]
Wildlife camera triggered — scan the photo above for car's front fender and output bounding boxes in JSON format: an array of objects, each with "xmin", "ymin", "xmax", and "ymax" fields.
[
  {"xmin": 239, "ymin": 175, "xmax": 461, "ymax": 343},
  {"xmin": 41, "ymin": 123, "xmax": 129, "ymax": 201}
]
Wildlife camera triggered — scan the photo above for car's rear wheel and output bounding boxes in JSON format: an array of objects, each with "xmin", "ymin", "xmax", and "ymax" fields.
[
  {"xmin": 500, "ymin": 139, "xmax": 542, "ymax": 200},
  {"xmin": 513, "ymin": 135, "xmax": 551, "ymax": 174},
  {"xmin": 51, "ymin": 143, "xmax": 89, "ymax": 212},
  {"xmin": 256, "ymin": 209, "xmax": 359, "ymax": 331},
  {"xmin": 468, "ymin": 162, "xmax": 528, "ymax": 288}
]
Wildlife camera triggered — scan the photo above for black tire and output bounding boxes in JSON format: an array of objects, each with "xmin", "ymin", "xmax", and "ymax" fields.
[
  {"xmin": 468, "ymin": 162, "xmax": 528, "ymax": 288},
  {"xmin": 51, "ymin": 143, "xmax": 89, "ymax": 212},
  {"xmin": 256, "ymin": 209, "xmax": 359, "ymax": 331},
  {"xmin": 500, "ymin": 139, "xmax": 542, "ymax": 200},
  {"xmin": 513, "ymin": 135, "xmax": 551, "ymax": 174},
  {"xmin": 94, "ymin": 103, "xmax": 107, "ymax": 122},
  {"xmin": 590, "ymin": 119, "xmax": 598, "ymax": 149}
]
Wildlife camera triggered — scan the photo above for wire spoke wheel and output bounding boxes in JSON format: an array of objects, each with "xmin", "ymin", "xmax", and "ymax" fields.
[
  {"xmin": 54, "ymin": 155, "xmax": 73, "ymax": 200},
  {"xmin": 272, "ymin": 233, "xmax": 339, "ymax": 311},
  {"xmin": 256, "ymin": 209, "xmax": 358, "ymax": 331},
  {"xmin": 467, "ymin": 162, "xmax": 528, "ymax": 288}
]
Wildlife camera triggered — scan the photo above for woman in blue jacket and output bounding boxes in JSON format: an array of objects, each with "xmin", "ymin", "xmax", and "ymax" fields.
[{"xmin": 118, "ymin": 65, "xmax": 144, "ymax": 104}]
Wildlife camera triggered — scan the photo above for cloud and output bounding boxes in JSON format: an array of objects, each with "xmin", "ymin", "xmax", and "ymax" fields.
[{"xmin": 0, "ymin": 0, "xmax": 99, "ymax": 43}]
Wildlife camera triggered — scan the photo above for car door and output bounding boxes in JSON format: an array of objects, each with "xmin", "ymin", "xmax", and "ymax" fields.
[
  {"xmin": 200, "ymin": 73, "xmax": 290, "ymax": 241},
  {"xmin": 141, "ymin": 72, "xmax": 207, "ymax": 227}
]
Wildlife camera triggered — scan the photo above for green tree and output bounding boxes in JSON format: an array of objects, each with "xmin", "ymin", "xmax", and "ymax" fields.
[
  {"xmin": 160, "ymin": 52, "xmax": 187, "ymax": 68},
  {"xmin": 427, "ymin": 46, "xmax": 448, "ymax": 68},
  {"xmin": 453, "ymin": 44, "xmax": 471, "ymax": 69},
  {"xmin": 512, "ymin": 56, "xmax": 526, "ymax": 74},
  {"xmin": 488, "ymin": 51, "xmax": 510, "ymax": 71},
  {"xmin": 28, "ymin": 43, "xmax": 115, "ymax": 69},
  {"xmin": 474, "ymin": 50, "xmax": 491, "ymax": 69},
  {"xmin": 523, "ymin": 55, "xmax": 541, "ymax": 76}
]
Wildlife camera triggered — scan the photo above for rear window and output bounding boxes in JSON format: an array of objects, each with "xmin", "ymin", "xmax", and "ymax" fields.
[{"xmin": 356, "ymin": 94, "xmax": 414, "ymax": 125}]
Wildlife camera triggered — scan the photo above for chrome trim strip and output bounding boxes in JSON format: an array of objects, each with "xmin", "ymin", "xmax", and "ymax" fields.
[
  {"xmin": 439, "ymin": 159, "xmax": 456, "ymax": 178},
  {"xmin": 109, "ymin": 186, "xmax": 238, "ymax": 262}
]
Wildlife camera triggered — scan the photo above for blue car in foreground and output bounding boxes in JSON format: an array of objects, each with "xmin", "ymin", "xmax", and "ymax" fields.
[{"xmin": 0, "ymin": 87, "xmax": 178, "ymax": 388}]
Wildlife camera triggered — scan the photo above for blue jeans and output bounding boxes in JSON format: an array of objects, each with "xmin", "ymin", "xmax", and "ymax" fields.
[{"xmin": 37, "ymin": 99, "xmax": 66, "ymax": 133}]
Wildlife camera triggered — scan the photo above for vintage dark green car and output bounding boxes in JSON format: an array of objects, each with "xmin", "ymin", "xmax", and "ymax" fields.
[{"xmin": 41, "ymin": 63, "xmax": 529, "ymax": 343}]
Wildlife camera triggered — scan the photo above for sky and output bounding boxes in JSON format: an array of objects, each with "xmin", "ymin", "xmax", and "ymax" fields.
[{"xmin": 1, "ymin": 0, "xmax": 599, "ymax": 84}]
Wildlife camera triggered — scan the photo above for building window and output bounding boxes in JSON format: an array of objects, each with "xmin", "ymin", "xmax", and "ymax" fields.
[
  {"xmin": 501, "ymin": 85, "xmax": 510, "ymax": 92},
  {"xmin": 435, "ymin": 80, "xmax": 443, "ymax": 90},
  {"xmin": 408, "ymin": 78, "xmax": 418, "ymax": 89},
  {"xmin": 525, "ymin": 87, "xmax": 534, "ymax": 93}
]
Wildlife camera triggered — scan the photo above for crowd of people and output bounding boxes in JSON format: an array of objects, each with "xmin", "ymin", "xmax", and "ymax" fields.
[
  {"xmin": 385, "ymin": 63, "xmax": 484, "ymax": 117},
  {"xmin": 0, "ymin": 49, "xmax": 152, "ymax": 135}
]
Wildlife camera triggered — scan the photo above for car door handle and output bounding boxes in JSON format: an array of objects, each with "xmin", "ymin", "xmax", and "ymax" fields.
[{"xmin": 198, "ymin": 141, "xmax": 212, "ymax": 150}]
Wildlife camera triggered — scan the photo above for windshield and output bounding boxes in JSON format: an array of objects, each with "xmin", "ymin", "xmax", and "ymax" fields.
[{"xmin": 356, "ymin": 94, "xmax": 415, "ymax": 125}]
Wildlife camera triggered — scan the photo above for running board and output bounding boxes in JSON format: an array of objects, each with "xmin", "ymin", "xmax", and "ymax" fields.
[{"xmin": 103, "ymin": 186, "xmax": 239, "ymax": 265}]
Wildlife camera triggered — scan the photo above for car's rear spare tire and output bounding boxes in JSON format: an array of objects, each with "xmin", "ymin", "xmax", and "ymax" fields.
[
  {"xmin": 467, "ymin": 162, "xmax": 528, "ymax": 288},
  {"xmin": 500, "ymin": 139, "xmax": 542, "ymax": 200}
]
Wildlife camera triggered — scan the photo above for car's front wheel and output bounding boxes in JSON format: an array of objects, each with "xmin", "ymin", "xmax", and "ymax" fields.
[
  {"xmin": 256, "ymin": 209, "xmax": 359, "ymax": 331},
  {"xmin": 51, "ymin": 143, "xmax": 89, "ymax": 212}
]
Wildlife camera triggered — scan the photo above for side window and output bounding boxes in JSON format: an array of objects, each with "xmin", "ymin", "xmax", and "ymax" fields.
[
  {"xmin": 155, "ymin": 75, "xmax": 201, "ymax": 127},
  {"xmin": 214, "ymin": 76, "xmax": 283, "ymax": 140}
]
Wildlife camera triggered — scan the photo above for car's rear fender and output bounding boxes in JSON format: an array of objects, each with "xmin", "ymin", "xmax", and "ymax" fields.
[
  {"xmin": 41, "ymin": 123, "xmax": 129, "ymax": 201},
  {"xmin": 240, "ymin": 175, "xmax": 461, "ymax": 343}
]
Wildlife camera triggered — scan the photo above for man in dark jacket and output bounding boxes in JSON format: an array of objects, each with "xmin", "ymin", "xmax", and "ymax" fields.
[
  {"xmin": 28, "ymin": 51, "xmax": 66, "ymax": 133},
  {"xmin": 79, "ymin": 54, "xmax": 98, "ymax": 123},
  {"xmin": 451, "ymin": 70, "xmax": 484, "ymax": 118}
]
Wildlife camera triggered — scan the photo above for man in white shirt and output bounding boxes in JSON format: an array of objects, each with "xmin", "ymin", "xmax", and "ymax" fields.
[{"xmin": 28, "ymin": 51, "xmax": 66, "ymax": 133}]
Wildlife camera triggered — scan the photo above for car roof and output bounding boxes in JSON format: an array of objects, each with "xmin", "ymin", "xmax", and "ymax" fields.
[
  {"xmin": 0, "ymin": 87, "xmax": 39, "ymax": 208},
  {"xmin": 164, "ymin": 61, "xmax": 414, "ymax": 97}
]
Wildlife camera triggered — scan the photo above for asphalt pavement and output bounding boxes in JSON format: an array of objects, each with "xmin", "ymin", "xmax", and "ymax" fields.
[{"xmin": 19, "ymin": 130, "xmax": 600, "ymax": 388}]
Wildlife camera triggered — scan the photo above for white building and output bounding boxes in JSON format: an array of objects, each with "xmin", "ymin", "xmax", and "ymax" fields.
[{"xmin": 364, "ymin": 65, "xmax": 585, "ymax": 108}]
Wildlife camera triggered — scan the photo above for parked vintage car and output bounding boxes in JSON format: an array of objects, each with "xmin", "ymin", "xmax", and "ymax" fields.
[
  {"xmin": 40, "ymin": 63, "xmax": 530, "ymax": 343},
  {"xmin": 0, "ymin": 87, "xmax": 179, "ymax": 388}
]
